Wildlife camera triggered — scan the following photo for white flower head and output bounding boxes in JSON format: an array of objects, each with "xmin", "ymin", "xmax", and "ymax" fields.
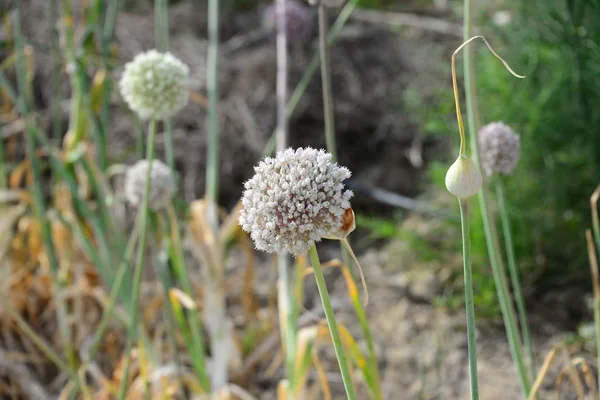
[
  {"xmin": 478, "ymin": 122, "xmax": 521, "ymax": 176},
  {"xmin": 239, "ymin": 147, "xmax": 353, "ymax": 256},
  {"xmin": 125, "ymin": 159, "xmax": 176, "ymax": 211},
  {"xmin": 119, "ymin": 50, "xmax": 190, "ymax": 120}
]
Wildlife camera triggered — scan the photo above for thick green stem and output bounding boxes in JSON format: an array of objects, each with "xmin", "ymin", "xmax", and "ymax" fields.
[
  {"xmin": 117, "ymin": 119, "xmax": 157, "ymax": 400},
  {"xmin": 459, "ymin": 199, "xmax": 479, "ymax": 400},
  {"xmin": 462, "ymin": 0, "xmax": 531, "ymax": 394},
  {"xmin": 308, "ymin": 245, "xmax": 357, "ymax": 400},
  {"xmin": 496, "ymin": 179, "xmax": 535, "ymax": 378}
]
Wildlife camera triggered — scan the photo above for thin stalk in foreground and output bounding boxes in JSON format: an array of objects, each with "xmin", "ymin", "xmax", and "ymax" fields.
[
  {"xmin": 590, "ymin": 186, "xmax": 600, "ymax": 394},
  {"xmin": 459, "ymin": 198, "xmax": 479, "ymax": 400},
  {"xmin": 274, "ymin": 0, "xmax": 297, "ymax": 394},
  {"xmin": 461, "ymin": 1, "xmax": 531, "ymax": 393},
  {"xmin": 308, "ymin": 245, "xmax": 357, "ymax": 400},
  {"xmin": 205, "ymin": 0, "xmax": 220, "ymax": 233},
  {"xmin": 496, "ymin": 179, "xmax": 535, "ymax": 377},
  {"xmin": 318, "ymin": 5, "xmax": 337, "ymax": 161},
  {"xmin": 586, "ymin": 229, "xmax": 600, "ymax": 397},
  {"xmin": 117, "ymin": 119, "xmax": 158, "ymax": 400}
]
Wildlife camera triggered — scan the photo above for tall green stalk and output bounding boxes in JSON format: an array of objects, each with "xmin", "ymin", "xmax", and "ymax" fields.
[
  {"xmin": 100, "ymin": 0, "xmax": 120, "ymax": 167},
  {"xmin": 462, "ymin": 0, "xmax": 531, "ymax": 394},
  {"xmin": 459, "ymin": 199, "xmax": 479, "ymax": 400},
  {"xmin": 206, "ymin": 0, "xmax": 220, "ymax": 232},
  {"xmin": 117, "ymin": 119, "xmax": 158, "ymax": 400},
  {"xmin": 589, "ymin": 186, "xmax": 600, "ymax": 395},
  {"xmin": 61, "ymin": 0, "xmax": 87, "ymax": 152},
  {"xmin": 165, "ymin": 206, "xmax": 211, "ymax": 392},
  {"xmin": 274, "ymin": 0, "xmax": 297, "ymax": 395},
  {"xmin": 496, "ymin": 179, "xmax": 535, "ymax": 377},
  {"xmin": 308, "ymin": 245, "xmax": 357, "ymax": 400},
  {"xmin": 317, "ymin": 5, "xmax": 337, "ymax": 161},
  {"xmin": 154, "ymin": 0, "xmax": 175, "ymax": 171}
]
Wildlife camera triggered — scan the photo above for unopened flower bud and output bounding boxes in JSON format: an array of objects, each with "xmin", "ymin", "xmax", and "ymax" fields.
[
  {"xmin": 478, "ymin": 122, "xmax": 520, "ymax": 176},
  {"xmin": 445, "ymin": 155, "xmax": 482, "ymax": 199},
  {"xmin": 119, "ymin": 50, "xmax": 189, "ymax": 120},
  {"xmin": 125, "ymin": 159, "xmax": 176, "ymax": 211}
]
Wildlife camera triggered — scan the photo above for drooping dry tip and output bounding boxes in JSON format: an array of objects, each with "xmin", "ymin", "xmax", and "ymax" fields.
[
  {"xmin": 341, "ymin": 237, "xmax": 369, "ymax": 306},
  {"xmin": 453, "ymin": 36, "xmax": 525, "ymax": 80},
  {"xmin": 451, "ymin": 35, "xmax": 525, "ymax": 157}
]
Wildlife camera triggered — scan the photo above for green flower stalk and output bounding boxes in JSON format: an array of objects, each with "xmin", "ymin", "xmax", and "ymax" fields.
[
  {"xmin": 453, "ymin": 29, "xmax": 529, "ymax": 396},
  {"xmin": 117, "ymin": 47, "xmax": 190, "ymax": 398},
  {"xmin": 445, "ymin": 36, "xmax": 483, "ymax": 400},
  {"xmin": 240, "ymin": 147, "xmax": 358, "ymax": 399},
  {"xmin": 478, "ymin": 121, "xmax": 534, "ymax": 378},
  {"xmin": 273, "ymin": 0, "xmax": 298, "ymax": 396}
]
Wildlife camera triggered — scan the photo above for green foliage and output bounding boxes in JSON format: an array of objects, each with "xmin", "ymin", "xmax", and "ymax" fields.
[
  {"xmin": 409, "ymin": 0, "xmax": 600, "ymax": 318},
  {"xmin": 476, "ymin": 0, "xmax": 600, "ymax": 279}
]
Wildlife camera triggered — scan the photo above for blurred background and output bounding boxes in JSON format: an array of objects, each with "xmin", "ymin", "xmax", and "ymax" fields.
[{"xmin": 2, "ymin": 0, "xmax": 600, "ymax": 398}]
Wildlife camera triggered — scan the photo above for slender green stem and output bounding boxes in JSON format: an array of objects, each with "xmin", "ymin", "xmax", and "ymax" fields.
[
  {"xmin": 14, "ymin": 1, "xmax": 76, "ymax": 372},
  {"xmin": 316, "ymin": 3, "xmax": 381, "ymax": 397},
  {"xmin": 459, "ymin": 199, "xmax": 479, "ymax": 400},
  {"xmin": 100, "ymin": 0, "xmax": 120, "ymax": 161},
  {"xmin": 151, "ymin": 217, "xmax": 186, "ymax": 400},
  {"xmin": 165, "ymin": 206, "xmax": 211, "ymax": 391},
  {"xmin": 49, "ymin": 0, "xmax": 63, "ymax": 148},
  {"xmin": 591, "ymin": 188, "xmax": 600, "ymax": 395},
  {"xmin": 61, "ymin": 0, "xmax": 87, "ymax": 150},
  {"xmin": 318, "ymin": 5, "xmax": 337, "ymax": 161},
  {"xmin": 135, "ymin": 116, "xmax": 145, "ymax": 159},
  {"xmin": 274, "ymin": 0, "xmax": 296, "ymax": 393},
  {"xmin": 206, "ymin": 0, "xmax": 220, "ymax": 232},
  {"xmin": 154, "ymin": 0, "xmax": 175, "ymax": 172},
  {"xmin": 117, "ymin": 119, "xmax": 158, "ymax": 400},
  {"xmin": 83, "ymin": 215, "xmax": 141, "ymax": 363},
  {"xmin": 462, "ymin": 0, "xmax": 531, "ymax": 394},
  {"xmin": 308, "ymin": 245, "xmax": 357, "ymax": 400},
  {"xmin": 155, "ymin": 0, "xmax": 170, "ymax": 51},
  {"xmin": 496, "ymin": 179, "xmax": 535, "ymax": 378}
]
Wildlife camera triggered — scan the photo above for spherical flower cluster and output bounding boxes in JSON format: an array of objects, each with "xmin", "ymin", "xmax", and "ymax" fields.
[
  {"xmin": 478, "ymin": 122, "xmax": 521, "ymax": 176},
  {"xmin": 239, "ymin": 147, "xmax": 353, "ymax": 256},
  {"xmin": 262, "ymin": 0, "xmax": 313, "ymax": 43},
  {"xmin": 125, "ymin": 159, "xmax": 176, "ymax": 211},
  {"xmin": 119, "ymin": 50, "xmax": 189, "ymax": 120}
]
